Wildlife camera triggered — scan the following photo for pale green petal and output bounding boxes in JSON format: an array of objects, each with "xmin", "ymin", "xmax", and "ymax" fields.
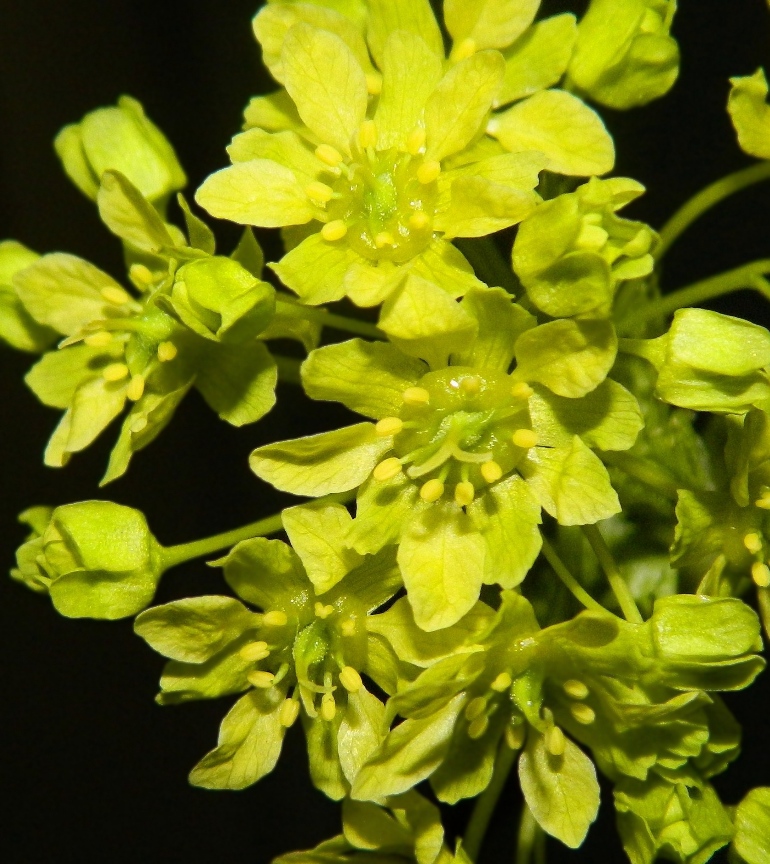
[
  {"xmin": 366, "ymin": 0, "xmax": 444, "ymax": 67},
  {"xmin": 347, "ymin": 473, "xmax": 421, "ymax": 556},
  {"xmin": 250, "ymin": 422, "xmax": 390, "ymax": 496},
  {"xmin": 195, "ymin": 159, "xmax": 315, "ymax": 228},
  {"xmin": 156, "ymin": 651, "xmax": 251, "ymax": 705},
  {"xmin": 522, "ymin": 435, "xmax": 621, "ymax": 525},
  {"xmin": 344, "ymin": 260, "xmax": 406, "ymax": 307},
  {"xmin": 498, "ymin": 15, "xmax": 578, "ymax": 107},
  {"xmin": 456, "ymin": 287, "xmax": 535, "ymax": 372},
  {"xmin": 342, "ymin": 798, "xmax": 413, "ymax": 853},
  {"xmin": 271, "ymin": 233, "xmax": 359, "ymax": 304},
  {"xmin": 0, "ymin": 241, "xmax": 55, "ymax": 352},
  {"xmin": 434, "ymin": 176, "xmax": 539, "ymax": 238},
  {"xmin": 337, "ymin": 687, "xmax": 387, "ymax": 786},
  {"xmin": 63, "ymin": 376, "xmax": 127, "ymax": 455},
  {"xmin": 97, "ymin": 170, "xmax": 175, "ymax": 252},
  {"xmin": 410, "ymin": 240, "xmax": 485, "ymax": 297},
  {"xmin": 227, "ymin": 129, "xmax": 321, "ymax": 186},
  {"xmin": 374, "ymin": 31, "xmax": 443, "ymax": 151},
  {"xmin": 281, "ymin": 24, "xmax": 368, "ymax": 156},
  {"xmin": 398, "ymin": 506, "xmax": 486, "ymax": 632},
  {"xmin": 243, "ymin": 90, "xmax": 306, "ymax": 133},
  {"xmin": 728, "ymin": 68, "xmax": 770, "ymax": 160},
  {"xmin": 27, "ymin": 345, "xmax": 96, "ymax": 408},
  {"xmin": 734, "ymin": 788, "xmax": 770, "ymax": 864},
  {"xmin": 301, "ymin": 338, "xmax": 425, "ymax": 419},
  {"xmin": 442, "ymin": 151, "xmax": 546, "ymax": 190},
  {"xmin": 444, "ymin": 0, "xmax": 539, "ymax": 51},
  {"xmin": 304, "ymin": 712, "xmax": 347, "ymax": 800},
  {"xmin": 338, "ymin": 547, "xmax": 402, "ymax": 613},
  {"xmin": 488, "ymin": 90, "xmax": 615, "ymax": 176},
  {"xmin": 425, "ymin": 51, "xmax": 505, "ymax": 162},
  {"xmin": 282, "ymin": 501, "xmax": 361, "ymax": 594}
]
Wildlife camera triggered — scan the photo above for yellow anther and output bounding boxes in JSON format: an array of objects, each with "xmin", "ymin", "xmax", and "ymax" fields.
[
  {"xmin": 102, "ymin": 362, "xmax": 129, "ymax": 383},
  {"xmin": 406, "ymin": 126, "xmax": 426, "ymax": 156},
  {"xmin": 752, "ymin": 562, "xmax": 770, "ymax": 588},
  {"xmin": 101, "ymin": 285, "xmax": 131, "ymax": 305},
  {"xmin": 129, "ymin": 263, "xmax": 154, "ymax": 289},
  {"xmin": 314, "ymin": 602, "xmax": 335, "ymax": 619},
  {"xmin": 417, "ymin": 160, "xmax": 441, "ymax": 185},
  {"xmin": 157, "ymin": 341, "xmax": 178, "ymax": 362},
  {"xmin": 755, "ymin": 496, "xmax": 770, "ymax": 510},
  {"xmin": 744, "ymin": 532, "xmax": 763, "ymax": 554},
  {"xmin": 570, "ymin": 703, "xmax": 596, "ymax": 725},
  {"xmin": 340, "ymin": 619, "xmax": 357, "ymax": 637},
  {"xmin": 321, "ymin": 692, "xmax": 337, "ymax": 722},
  {"xmin": 279, "ymin": 698, "xmax": 300, "ymax": 728},
  {"xmin": 563, "ymin": 679, "xmax": 590, "ymax": 700},
  {"xmin": 467, "ymin": 715, "xmax": 489, "ymax": 740},
  {"xmin": 505, "ymin": 722, "xmax": 526, "ymax": 750},
  {"xmin": 491, "ymin": 672, "xmax": 513, "ymax": 693},
  {"xmin": 465, "ymin": 697, "xmax": 487, "ymax": 722},
  {"xmin": 240, "ymin": 641, "xmax": 270, "ymax": 662},
  {"xmin": 511, "ymin": 382, "xmax": 534, "ymax": 400},
  {"xmin": 455, "ymin": 481, "xmax": 475, "ymax": 508},
  {"xmin": 247, "ymin": 670, "xmax": 275, "ymax": 689},
  {"xmin": 130, "ymin": 416, "xmax": 148, "ymax": 434},
  {"xmin": 375, "ymin": 231, "xmax": 395, "ymax": 248},
  {"xmin": 545, "ymin": 725, "xmax": 566, "ymax": 757},
  {"xmin": 512, "ymin": 429, "xmax": 538, "ymax": 449},
  {"xmin": 373, "ymin": 457, "xmax": 403, "ymax": 482},
  {"xmin": 321, "ymin": 220, "xmax": 348, "ymax": 241},
  {"xmin": 409, "ymin": 211, "xmax": 431, "ymax": 231},
  {"xmin": 358, "ymin": 119, "xmax": 378, "ymax": 149},
  {"xmin": 480, "ymin": 461, "xmax": 503, "ymax": 484},
  {"xmin": 375, "ymin": 417, "xmax": 404, "ymax": 437},
  {"xmin": 451, "ymin": 37, "xmax": 477, "ymax": 63},
  {"xmin": 339, "ymin": 666, "xmax": 363, "ymax": 693},
  {"xmin": 305, "ymin": 181, "xmax": 334, "ymax": 204},
  {"xmin": 315, "ymin": 144, "xmax": 343, "ymax": 167},
  {"xmin": 366, "ymin": 72, "xmax": 383, "ymax": 96},
  {"xmin": 126, "ymin": 374, "xmax": 145, "ymax": 402},
  {"xmin": 84, "ymin": 331, "xmax": 113, "ymax": 348},
  {"xmin": 460, "ymin": 375, "xmax": 482, "ymax": 396},
  {"xmin": 263, "ymin": 610, "xmax": 288, "ymax": 627},
  {"xmin": 420, "ymin": 478, "xmax": 445, "ymax": 503},
  {"xmin": 402, "ymin": 386, "xmax": 430, "ymax": 406}
]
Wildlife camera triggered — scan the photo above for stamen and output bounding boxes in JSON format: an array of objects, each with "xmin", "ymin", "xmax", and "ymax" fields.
[
  {"xmin": 84, "ymin": 331, "xmax": 113, "ymax": 348},
  {"xmin": 511, "ymin": 382, "xmax": 534, "ymax": 400},
  {"xmin": 315, "ymin": 144, "xmax": 344, "ymax": 167},
  {"xmin": 420, "ymin": 478, "xmax": 445, "ymax": 503},
  {"xmin": 757, "ymin": 497, "xmax": 770, "ymax": 510},
  {"xmin": 752, "ymin": 562, "xmax": 770, "ymax": 588},
  {"xmin": 279, "ymin": 698, "xmax": 300, "ymax": 728},
  {"xmin": 102, "ymin": 362, "xmax": 129, "ymax": 383},
  {"xmin": 375, "ymin": 417, "xmax": 404, "ymax": 437},
  {"xmin": 491, "ymin": 672, "xmax": 513, "ymax": 692},
  {"xmin": 358, "ymin": 119, "xmax": 378, "ymax": 150},
  {"xmin": 505, "ymin": 721, "xmax": 526, "ymax": 750},
  {"xmin": 321, "ymin": 220, "xmax": 348, "ymax": 242},
  {"xmin": 339, "ymin": 666, "xmax": 363, "ymax": 693},
  {"xmin": 305, "ymin": 181, "xmax": 334, "ymax": 205},
  {"xmin": 465, "ymin": 697, "xmax": 487, "ymax": 721},
  {"xmin": 409, "ymin": 211, "xmax": 430, "ymax": 231},
  {"xmin": 321, "ymin": 692, "xmax": 337, "ymax": 721},
  {"xmin": 366, "ymin": 72, "xmax": 382, "ymax": 96},
  {"xmin": 375, "ymin": 231, "xmax": 395, "ymax": 248},
  {"xmin": 373, "ymin": 457, "xmax": 402, "ymax": 481},
  {"xmin": 563, "ymin": 679, "xmax": 590, "ymax": 700},
  {"xmin": 480, "ymin": 461, "xmax": 503, "ymax": 484},
  {"xmin": 545, "ymin": 725, "xmax": 566, "ymax": 757},
  {"xmin": 101, "ymin": 285, "xmax": 131, "ymax": 305},
  {"xmin": 459, "ymin": 375, "xmax": 482, "ymax": 396},
  {"xmin": 406, "ymin": 127, "xmax": 426, "ymax": 156},
  {"xmin": 240, "ymin": 641, "xmax": 270, "ymax": 662},
  {"xmin": 450, "ymin": 38, "xmax": 477, "ymax": 63},
  {"xmin": 455, "ymin": 481, "xmax": 475, "ymax": 507},
  {"xmin": 129, "ymin": 263, "xmax": 154, "ymax": 290},
  {"xmin": 247, "ymin": 670, "xmax": 275, "ymax": 689},
  {"xmin": 126, "ymin": 374, "xmax": 145, "ymax": 402},
  {"xmin": 512, "ymin": 429, "xmax": 538, "ymax": 449},
  {"xmin": 157, "ymin": 341, "xmax": 178, "ymax": 362},
  {"xmin": 417, "ymin": 160, "xmax": 441, "ymax": 185},
  {"xmin": 467, "ymin": 715, "xmax": 489, "ymax": 740},
  {"xmin": 130, "ymin": 416, "xmax": 148, "ymax": 434},
  {"xmin": 744, "ymin": 532, "xmax": 763, "ymax": 554},
  {"xmin": 402, "ymin": 386, "xmax": 430, "ymax": 406},
  {"xmin": 314, "ymin": 602, "xmax": 335, "ymax": 619},
  {"xmin": 263, "ymin": 610, "xmax": 288, "ymax": 627},
  {"xmin": 570, "ymin": 703, "xmax": 596, "ymax": 725}
]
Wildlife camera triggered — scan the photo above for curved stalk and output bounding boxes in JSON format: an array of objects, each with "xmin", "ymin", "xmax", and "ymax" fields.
[
  {"xmin": 463, "ymin": 740, "xmax": 518, "ymax": 861},
  {"xmin": 582, "ymin": 524, "xmax": 643, "ymax": 623},
  {"xmin": 540, "ymin": 537, "xmax": 613, "ymax": 618}
]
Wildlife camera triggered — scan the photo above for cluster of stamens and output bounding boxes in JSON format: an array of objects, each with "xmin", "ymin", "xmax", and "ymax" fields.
[{"xmin": 743, "ymin": 528, "xmax": 770, "ymax": 588}]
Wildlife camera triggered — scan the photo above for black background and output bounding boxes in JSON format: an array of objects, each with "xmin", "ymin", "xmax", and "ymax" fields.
[{"xmin": 1, "ymin": 1, "xmax": 770, "ymax": 862}]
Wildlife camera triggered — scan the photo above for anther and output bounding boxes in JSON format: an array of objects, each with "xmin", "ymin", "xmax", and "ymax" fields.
[
  {"xmin": 321, "ymin": 220, "xmax": 348, "ymax": 242},
  {"xmin": 406, "ymin": 127, "xmax": 426, "ymax": 156},
  {"xmin": 491, "ymin": 672, "xmax": 513, "ymax": 693},
  {"xmin": 455, "ymin": 481, "xmax": 475, "ymax": 507},
  {"xmin": 129, "ymin": 263, "xmax": 154, "ymax": 289},
  {"xmin": 263, "ymin": 610, "xmax": 288, "ymax": 627},
  {"xmin": 512, "ymin": 429, "xmax": 538, "ymax": 449},
  {"xmin": 570, "ymin": 703, "xmax": 596, "ymax": 725},
  {"xmin": 358, "ymin": 120, "xmax": 378, "ymax": 150},
  {"xmin": 305, "ymin": 181, "xmax": 334, "ymax": 205},
  {"xmin": 402, "ymin": 386, "xmax": 430, "ymax": 406},
  {"xmin": 126, "ymin": 374, "xmax": 145, "ymax": 402},
  {"xmin": 375, "ymin": 417, "xmax": 404, "ymax": 437},
  {"xmin": 480, "ymin": 461, "xmax": 503, "ymax": 484},
  {"xmin": 321, "ymin": 692, "xmax": 337, "ymax": 722},
  {"xmin": 460, "ymin": 375, "xmax": 482, "ymax": 396},
  {"xmin": 247, "ymin": 670, "xmax": 275, "ymax": 689},
  {"xmin": 417, "ymin": 160, "xmax": 441, "ymax": 185},
  {"xmin": 563, "ymin": 679, "xmax": 590, "ymax": 700},
  {"xmin": 130, "ymin": 416, "xmax": 148, "ymax": 434},
  {"xmin": 375, "ymin": 231, "xmax": 395, "ymax": 248},
  {"xmin": 279, "ymin": 698, "xmax": 300, "ymax": 728},
  {"xmin": 505, "ymin": 722, "xmax": 526, "ymax": 750},
  {"xmin": 467, "ymin": 715, "xmax": 489, "ymax": 740},
  {"xmin": 314, "ymin": 602, "xmax": 335, "ymax": 619},
  {"xmin": 744, "ymin": 532, "xmax": 763, "ymax": 554},
  {"xmin": 420, "ymin": 478, "xmax": 445, "ymax": 503},
  {"xmin": 756, "ymin": 497, "xmax": 770, "ymax": 510},
  {"xmin": 511, "ymin": 382, "xmax": 534, "ymax": 400},
  {"xmin": 103, "ymin": 362, "xmax": 129, "ymax": 383},
  {"xmin": 752, "ymin": 562, "xmax": 770, "ymax": 588},
  {"xmin": 366, "ymin": 72, "xmax": 383, "ymax": 96},
  {"xmin": 84, "ymin": 331, "xmax": 113, "ymax": 348},
  {"xmin": 545, "ymin": 725, "xmax": 566, "ymax": 757},
  {"xmin": 315, "ymin": 144, "xmax": 343, "ymax": 167},
  {"xmin": 373, "ymin": 457, "xmax": 402, "ymax": 481},
  {"xmin": 465, "ymin": 697, "xmax": 487, "ymax": 722},
  {"xmin": 240, "ymin": 641, "xmax": 270, "ymax": 662},
  {"xmin": 339, "ymin": 666, "xmax": 363, "ymax": 693},
  {"xmin": 101, "ymin": 285, "xmax": 131, "ymax": 305},
  {"xmin": 157, "ymin": 341, "xmax": 178, "ymax": 362},
  {"xmin": 409, "ymin": 211, "xmax": 430, "ymax": 231},
  {"xmin": 451, "ymin": 38, "xmax": 477, "ymax": 63}
]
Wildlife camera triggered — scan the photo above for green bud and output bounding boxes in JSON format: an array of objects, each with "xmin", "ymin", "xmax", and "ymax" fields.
[
  {"xmin": 54, "ymin": 95, "xmax": 186, "ymax": 204},
  {"xmin": 13, "ymin": 501, "xmax": 164, "ymax": 620},
  {"xmin": 168, "ymin": 257, "xmax": 275, "ymax": 343},
  {"xmin": 0, "ymin": 240, "xmax": 56, "ymax": 352}
]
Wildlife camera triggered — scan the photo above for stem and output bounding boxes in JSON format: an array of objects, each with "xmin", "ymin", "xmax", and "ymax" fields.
[
  {"xmin": 454, "ymin": 237, "xmax": 520, "ymax": 295},
  {"xmin": 463, "ymin": 740, "xmax": 518, "ymax": 861},
  {"xmin": 630, "ymin": 259, "xmax": 770, "ymax": 328},
  {"xmin": 581, "ymin": 524, "xmax": 644, "ymax": 623},
  {"xmin": 599, "ymin": 451, "xmax": 680, "ymax": 500},
  {"xmin": 656, "ymin": 162, "xmax": 770, "ymax": 260},
  {"xmin": 540, "ymin": 537, "xmax": 611, "ymax": 617},
  {"xmin": 274, "ymin": 354, "xmax": 303, "ymax": 386},
  {"xmin": 275, "ymin": 297, "xmax": 382, "ymax": 340},
  {"xmin": 515, "ymin": 805, "xmax": 544, "ymax": 864}
]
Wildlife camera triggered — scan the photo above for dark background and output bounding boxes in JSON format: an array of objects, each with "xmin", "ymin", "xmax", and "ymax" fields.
[{"xmin": 1, "ymin": 1, "xmax": 770, "ymax": 862}]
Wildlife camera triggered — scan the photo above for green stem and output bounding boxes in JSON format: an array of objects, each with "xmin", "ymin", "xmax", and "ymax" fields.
[
  {"xmin": 455, "ymin": 237, "xmax": 520, "ymax": 295},
  {"xmin": 600, "ymin": 451, "xmax": 679, "ymax": 500},
  {"xmin": 275, "ymin": 297, "xmax": 382, "ymax": 340},
  {"xmin": 656, "ymin": 162, "xmax": 770, "ymax": 260},
  {"xmin": 273, "ymin": 354, "xmax": 303, "ymax": 386},
  {"xmin": 581, "ymin": 524, "xmax": 643, "ymax": 623},
  {"xmin": 629, "ymin": 259, "xmax": 770, "ymax": 328},
  {"xmin": 515, "ymin": 805, "xmax": 544, "ymax": 864},
  {"xmin": 540, "ymin": 537, "xmax": 611, "ymax": 617},
  {"xmin": 463, "ymin": 740, "xmax": 518, "ymax": 861}
]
